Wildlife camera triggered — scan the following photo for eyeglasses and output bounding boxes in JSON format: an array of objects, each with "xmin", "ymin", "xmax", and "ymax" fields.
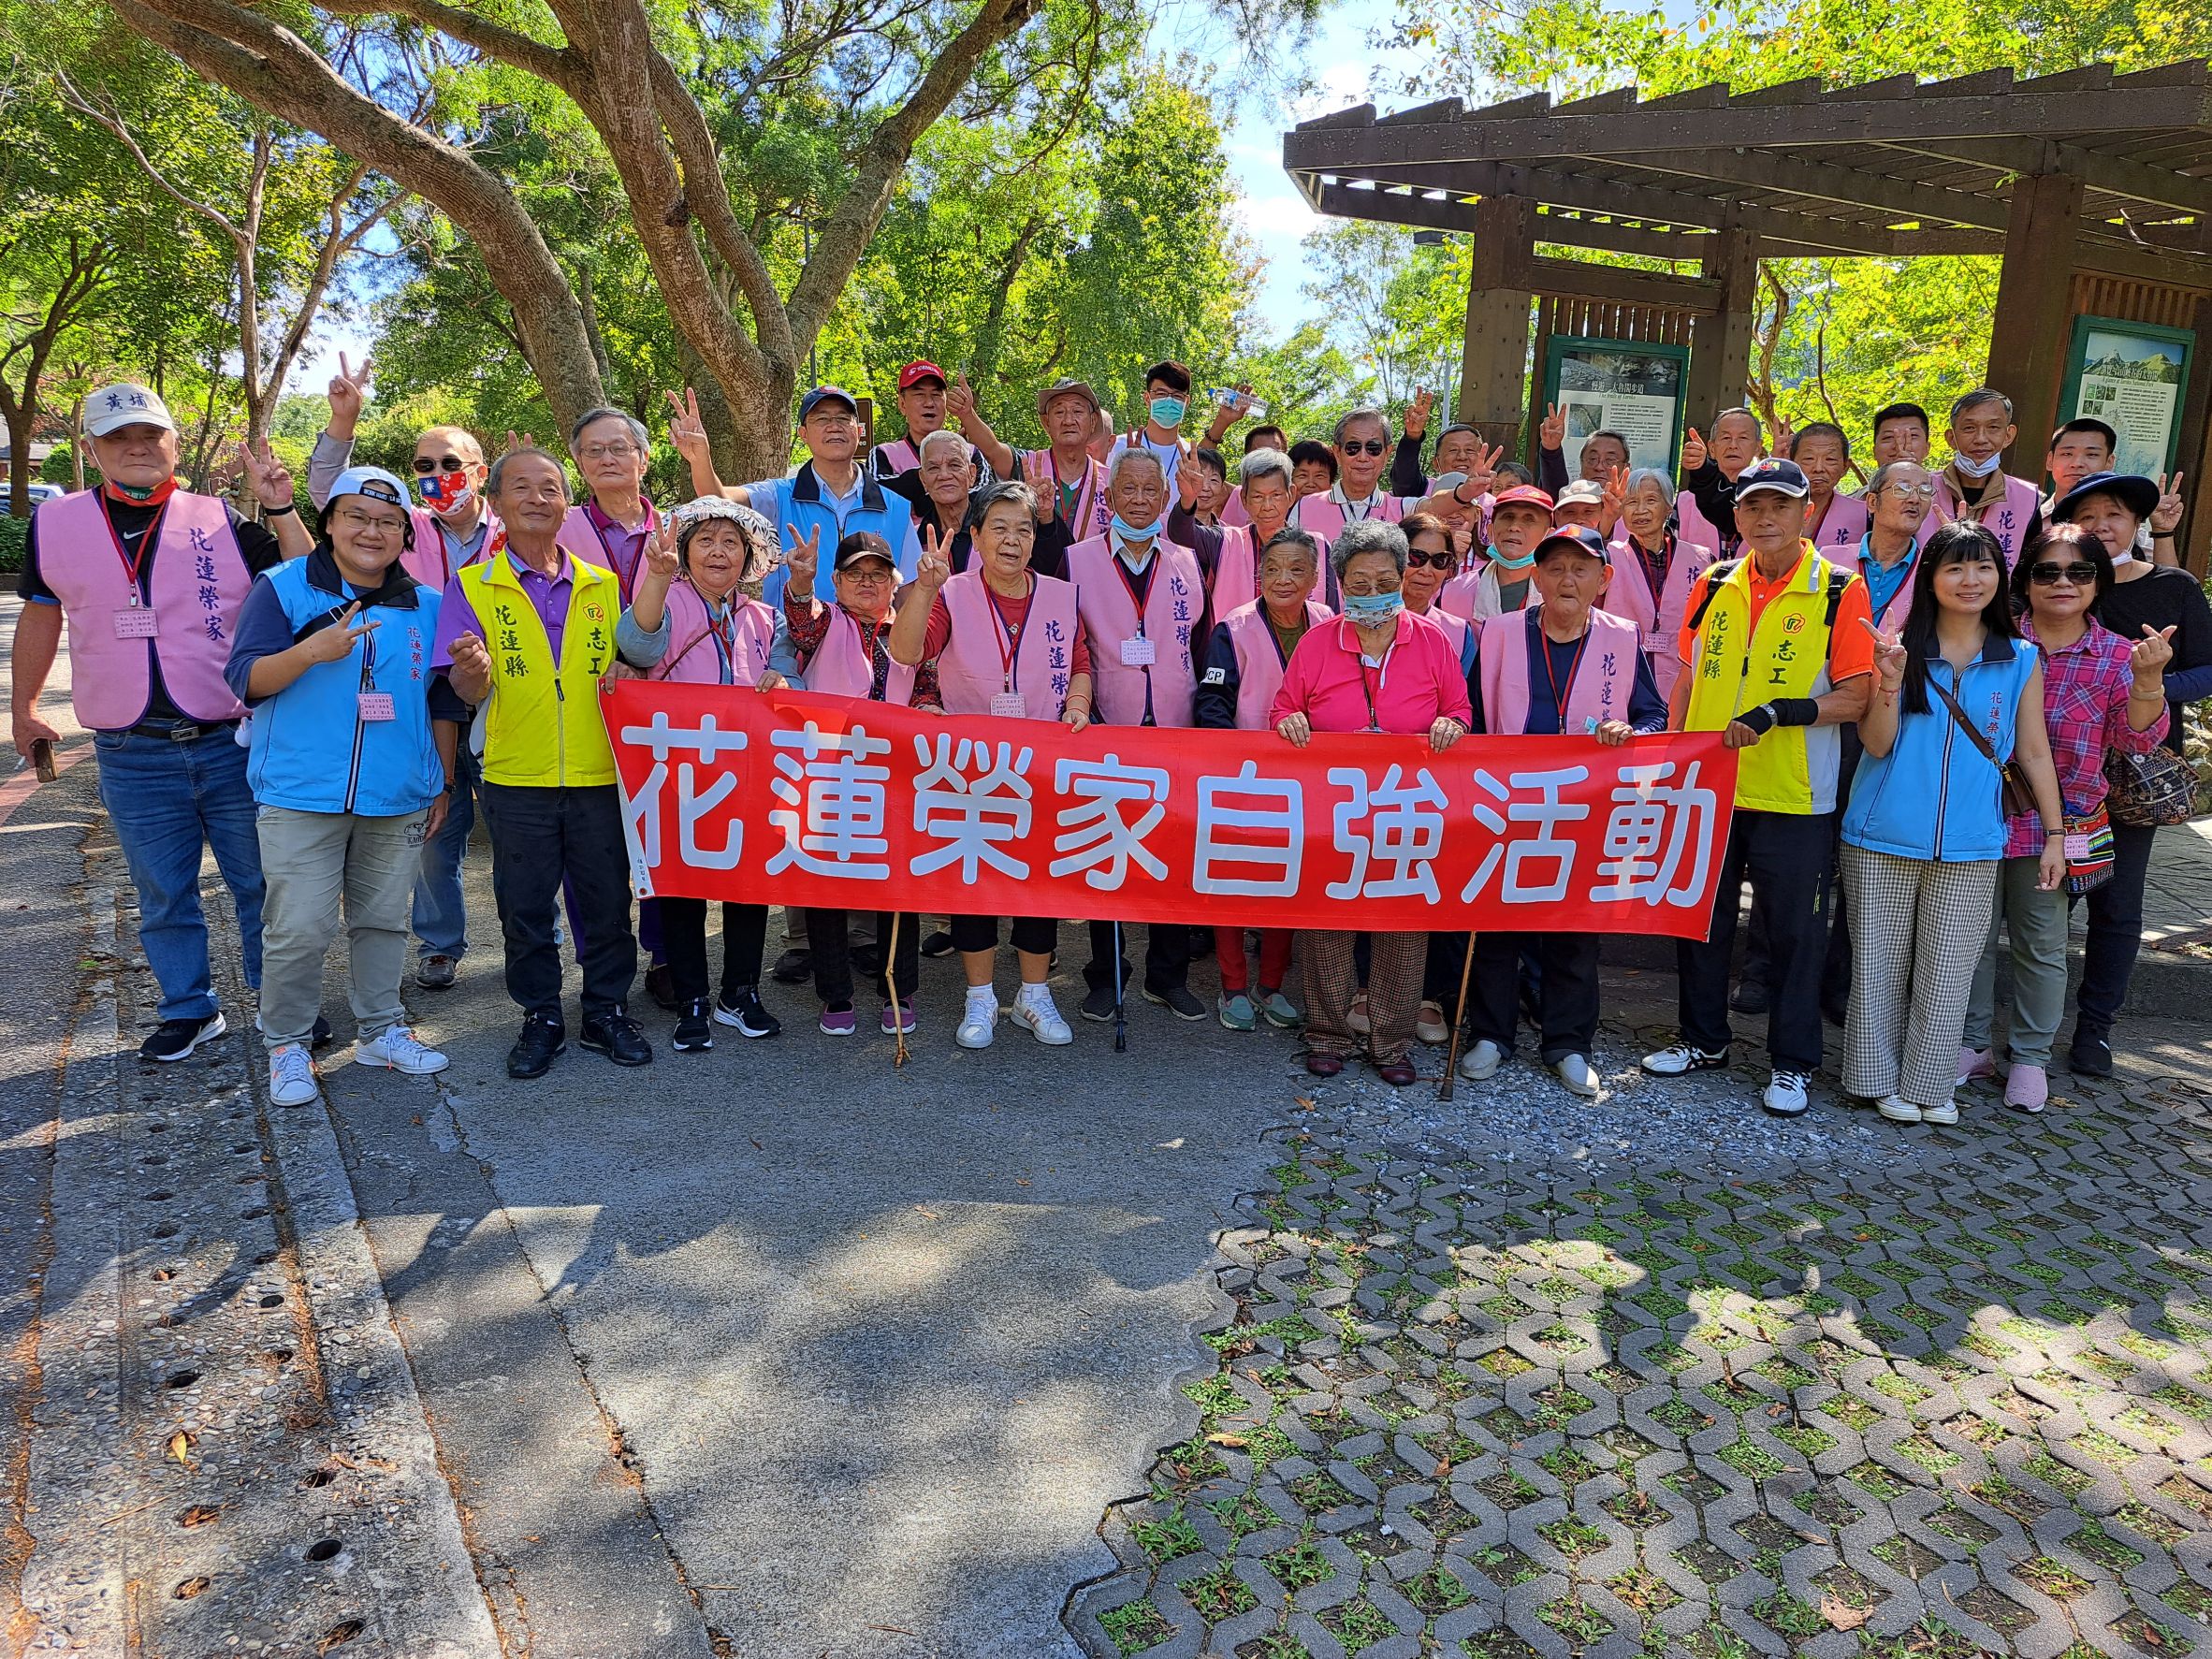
[
  {"xmin": 1339, "ymin": 440, "xmax": 1387, "ymax": 457},
  {"xmin": 333, "ymin": 505, "xmax": 408, "ymax": 534},
  {"xmin": 578, "ymin": 441, "xmax": 640, "ymax": 461},
  {"xmin": 1405, "ymin": 546, "xmax": 1457, "ymax": 570},
  {"xmin": 2029, "ymin": 561, "xmax": 2100, "ymax": 587},
  {"xmin": 1883, "ymin": 482, "xmax": 1937, "ymax": 499},
  {"xmin": 413, "ymin": 455, "xmax": 467, "ymax": 473}
]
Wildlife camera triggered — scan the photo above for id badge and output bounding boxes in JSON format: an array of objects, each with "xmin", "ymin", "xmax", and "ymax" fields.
[
  {"xmin": 357, "ymin": 691, "xmax": 397, "ymax": 721},
  {"xmin": 1120, "ymin": 635, "xmax": 1156, "ymax": 667},
  {"xmin": 2064, "ymin": 832, "xmax": 2092, "ymax": 861},
  {"xmin": 113, "ymin": 607, "xmax": 160, "ymax": 639},
  {"xmin": 989, "ymin": 692, "xmax": 1027, "ymax": 720}
]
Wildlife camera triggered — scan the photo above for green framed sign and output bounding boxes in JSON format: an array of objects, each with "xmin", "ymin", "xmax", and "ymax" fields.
[
  {"xmin": 2057, "ymin": 314, "xmax": 2193, "ymax": 477},
  {"xmin": 1539, "ymin": 334, "xmax": 1690, "ymax": 475}
]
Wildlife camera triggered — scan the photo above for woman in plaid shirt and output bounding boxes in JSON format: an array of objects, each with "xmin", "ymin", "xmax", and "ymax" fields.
[{"xmin": 1960, "ymin": 524, "xmax": 2173, "ymax": 1112}]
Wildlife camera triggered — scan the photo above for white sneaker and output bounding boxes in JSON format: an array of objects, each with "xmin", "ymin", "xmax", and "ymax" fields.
[
  {"xmin": 269, "ymin": 1043, "xmax": 317, "ymax": 1107},
  {"xmin": 1876, "ymin": 1093, "xmax": 1922, "ymax": 1124},
  {"xmin": 1458, "ymin": 1039, "xmax": 1504, "ymax": 1082},
  {"xmin": 1641, "ymin": 1042, "xmax": 1728, "ymax": 1077},
  {"xmin": 1010, "ymin": 986, "xmax": 1074, "ymax": 1047},
  {"xmin": 354, "ymin": 1026, "xmax": 449, "ymax": 1076},
  {"xmin": 1761, "ymin": 1070, "xmax": 1811, "ymax": 1116},
  {"xmin": 1919, "ymin": 1097, "xmax": 1959, "ymax": 1126},
  {"xmin": 1552, "ymin": 1054, "xmax": 1600, "ymax": 1098},
  {"xmin": 956, "ymin": 990, "xmax": 999, "ymax": 1050}
]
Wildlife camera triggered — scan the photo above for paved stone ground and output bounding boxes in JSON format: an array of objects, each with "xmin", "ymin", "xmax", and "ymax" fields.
[{"xmin": 1067, "ymin": 990, "xmax": 2212, "ymax": 1659}]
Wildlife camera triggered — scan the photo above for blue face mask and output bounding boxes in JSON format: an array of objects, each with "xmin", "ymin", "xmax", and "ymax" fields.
[
  {"xmin": 1111, "ymin": 513, "xmax": 1160, "ymax": 544},
  {"xmin": 1149, "ymin": 396, "xmax": 1187, "ymax": 429},
  {"xmin": 1487, "ymin": 542, "xmax": 1536, "ymax": 572},
  {"xmin": 1341, "ymin": 590, "xmax": 1403, "ymax": 626}
]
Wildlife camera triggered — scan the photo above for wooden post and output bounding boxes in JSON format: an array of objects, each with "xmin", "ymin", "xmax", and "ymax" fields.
[
  {"xmin": 2177, "ymin": 290, "xmax": 2212, "ymax": 576},
  {"xmin": 1456, "ymin": 194, "xmax": 1534, "ymax": 454},
  {"xmin": 1684, "ymin": 226, "xmax": 1757, "ymax": 432},
  {"xmin": 1986, "ymin": 172, "xmax": 2085, "ymax": 470}
]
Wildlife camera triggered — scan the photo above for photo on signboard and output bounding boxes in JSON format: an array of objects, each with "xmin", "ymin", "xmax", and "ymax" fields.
[
  {"xmin": 2059, "ymin": 315, "xmax": 2193, "ymax": 477},
  {"xmin": 1541, "ymin": 336, "xmax": 1688, "ymax": 476}
]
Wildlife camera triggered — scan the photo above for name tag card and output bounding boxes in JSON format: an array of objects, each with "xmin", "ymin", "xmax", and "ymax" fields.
[
  {"xmin": 1119, "ymin": 636, "xmax": 1156, "ymax": 667},
  {"xmin": 113, "ymin": 608, "xmax": 160, "ymax": 639},
  {"xmin": 357, "ymin": 692, "xmax": 397, "ymax": 721},
  {"xmin": 989, "ymin": 692, "xmax": 1027, "ymax": 720}
]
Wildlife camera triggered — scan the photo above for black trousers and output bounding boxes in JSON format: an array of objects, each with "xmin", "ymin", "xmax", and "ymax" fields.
[
  {"xmin": 1423, "ymin": 931, "xmax": 1468, "ymax": 1019},
  {"xmin": 1466, "ymin": 930, "xmax": 1600, "ymax": 1062},
  {"xmin": 662, "ymin": 899, "xmax": 767, "ymax": 1003},
  {"xmin": 480, "ymin": 782, "xmax": 636, "ymax": 1023},
  {"xmin": 953, "ymin": 913, "xmax": 1056, "ymax": 954},
  {"xmin": 1678, "ymin": 808, "xmax": 1832, "ymax": 1075},
  {"xmin": 807, "ymin": 908, "xmax": 918, "ymax": 1008},
  {"xmin": 1085, "ymin": 920, "xmax": 1190, "ymax": 995},
  {"xmin": 1742, "ymin": 735, "xmax": 1858, "ymax": 1008},
  {"xmin": 2074, "ymin": 819, "xmax": 2158, "ymax": 1035}
]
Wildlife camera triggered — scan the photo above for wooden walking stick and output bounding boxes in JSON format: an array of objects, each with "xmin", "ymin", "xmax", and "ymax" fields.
[
  {"xmin": 1436, "ymin": 930, "xmax": 1477, "ymax": 1101},
  {"xmin": 884, "ymin": 911, "xmax": 910, "ymax": 1068}
]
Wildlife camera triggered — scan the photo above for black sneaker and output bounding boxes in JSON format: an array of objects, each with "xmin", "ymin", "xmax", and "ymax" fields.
[
  {"xmin": 140, "ymin": 1011, "xmax": 227, "ymax": 1062},
  {"xmin": 1143, "ymin": 982, "xmax": 1207, "ymax": 1021},
  {"xmin": 644, "ymin": 962, "xmax": 679, "ymax": 1011},
  {"xmin": 920, "ymin": 929, "xmax": 956, "ymax": 959},
  {"xmin": 309, "ymin": 1013, "xmax": 334, "ymax": 1050},
  {"xmin": 507, "ymin": 1011, "xmax": 566, "ymax": 1079},
  {"xmin": 770, "ymin": 947, "xmax": 811, "ymax": 984},
  {"xmin": 2067, "ymin": 1030, "xmax": 2113, "ymax": 1078},
  {"xmin": 580, "ymin": 1006, "xmax": 652, "ymax": 1066},
  {"xmin": 672, "ymin": 997, "xmax": 713, "ymax": 1053},
  {"xmin": 1080, "ymin": 982, "xmax": 1119, "ymax": 1023},
  {"xmin": 713, "ymin": 984, "xmax": 780, "ymax": 1039},
  {"xmin": 1729, "ymin": 980, "xmax": 1769, "ymax": 1015}
]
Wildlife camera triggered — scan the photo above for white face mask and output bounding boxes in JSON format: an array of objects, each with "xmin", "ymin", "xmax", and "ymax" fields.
[{"xmin": 1953, "ymin": 449, "xmax": 2002, "ymax": 478}]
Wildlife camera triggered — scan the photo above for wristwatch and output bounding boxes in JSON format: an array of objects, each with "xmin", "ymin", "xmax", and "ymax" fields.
[{"xmin": 264, "ymin": 501, "xmax": 298, "ymax": 517}]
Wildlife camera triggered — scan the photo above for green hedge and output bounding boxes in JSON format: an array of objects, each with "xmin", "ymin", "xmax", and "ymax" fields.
[{"xmin": 0, "ymin": 515, "xmax": 26, "ymax": 574}]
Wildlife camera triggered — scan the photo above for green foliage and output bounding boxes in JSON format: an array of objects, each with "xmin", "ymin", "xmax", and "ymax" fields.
[{"xmin": 0, "ymin": 514, "xmax": 28, "ymax": 572}]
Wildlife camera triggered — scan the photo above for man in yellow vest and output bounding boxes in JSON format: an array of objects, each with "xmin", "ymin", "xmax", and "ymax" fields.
[
  {"xmin": 1642, "ymin": 457, "xmax": 1875, "ymax": 1117},
  {"xmin": 433, "ymin": 446, "xmax": 648, "ymax": 1078}
]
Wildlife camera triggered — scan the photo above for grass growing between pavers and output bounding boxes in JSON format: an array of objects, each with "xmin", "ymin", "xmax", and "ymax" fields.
[{"xmin": 1073, "ymin": 1070, "xmax": 2212, "ymax": 1657}]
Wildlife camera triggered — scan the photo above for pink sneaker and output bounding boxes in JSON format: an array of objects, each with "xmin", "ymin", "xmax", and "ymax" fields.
[
  {"xmin": 2003, "ymin": 1063, "xmax": 2048, "ymax": 1114},
  {"xmin": 1957, "ymin": 1046, "xmax": 1996, "ymax": 1085},
  {"xmin": 820, "ymin": 1006, "xmax": 857, "ymax": 1036},
  {"xmin": 880, "ymin": 998, "xmax": 916, "ymax": 1035}
]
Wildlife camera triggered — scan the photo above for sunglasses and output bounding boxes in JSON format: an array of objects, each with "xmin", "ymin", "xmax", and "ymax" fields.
[
  {"xmin": 2029, "ymin": 561, "xmax": 2100, "ymax": 587},
  {"xmin": 1405, "ymin": 546, "xmax": 1457, "ymax": 570},
  {"xmin": 1339, "ymin": 440, "xmax": 1387, "ymax": 457},
  {"xmin": 413, "ymin": 455, "xmax": 469, "ymax": 473}
]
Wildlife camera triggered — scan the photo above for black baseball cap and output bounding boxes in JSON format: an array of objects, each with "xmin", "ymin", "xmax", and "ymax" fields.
[
  {"xmin": 1734, "ymin": 457, "xmax": 1811, "ymax": 502},
  {"xmin": 798, "ymin": 385, "xmax": 858, "ymax": 422},
  {"xmin": 834, "ymin": 530, "xmax": 898, "ymax": 571},
  {"xmin": 2054, "ymin": 471, "xmax": 2159, "ymax": 522},
  {"xmin": 1533, "ymin": 525, "xmax": 1610, "ymax": 565}
]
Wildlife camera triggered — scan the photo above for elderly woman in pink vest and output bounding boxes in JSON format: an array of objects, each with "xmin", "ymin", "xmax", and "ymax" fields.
[
  {"xmin": 1930, "ymin": 388, "xmax": 2042, "ymax": 566},
  {"xmin": 1602, "ymin": 468, "xmax": 1716, "ymax": 704},
  {"xmin": 1167, "ymin": 446, "xmax": 1332, "ymax": 618},
  {"xmin": 1273, "ymin": 520, "xmax": 1473, "ymax": 1085},
  {"xmin": 1194, "ymin": 525, "xmax": 1331, "ymax": 1033},
  {"xmin": 779, "ymin": 529, "xmax": 937, "ymax": 1036},
  {"xmin": 10, "ymin": 382, "xmax": 310, "ymax": 1061},
  {"xmin": 1464, "ymin": 527, "xmax": 1668, "ymax": 1099},
  {"xmin": 616, "ymin": 497, "xmax": 788, "ymax": 1054},
  {"xmin": 888, "ymin": 480, "xmax": 1090, "ymax": 1050}
]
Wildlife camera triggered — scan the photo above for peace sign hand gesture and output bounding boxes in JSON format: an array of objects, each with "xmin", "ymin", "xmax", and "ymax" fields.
[
  {"xmin": 1680, "ymin": 428, "xmax": 1708, "ymax": 473},
  {"xmin": 302, "ymin": 603, "xmax": 378, "ymax": 665},
  {"xmin": 1539, "ymin": 401, "xmax": 1566, "ymax": 451},
  {"xmin": 326, "ymin": 352, "xmax": 372, "ymax": 435},
  {"xmin": 2152, "ymin": 471, "xmax": 2187, "ymax": 535},
  {"xmin": 1404, "ymin": 386, "xmax": 1435, "ymax": 440},
  {"xmin": 641, "ymin": 517, "xmax": 680, "ymax": 584},
  {"xmin": 1465, "ymin": 441, "xmax": 1503, "ymax": 500},
  {"xmin": 786, "ymin": 521, "xmax": 822, "ymax": 591},
  {"xmin": 500, "ymin": 429, "xmax": 536, "ymax": 458},
  {"xmin": 239, "ymin": 438, "xmax": 295, "ymax": 509},
  {"xmin": 1860, "ymin": 615, "xmax": 1908, "ymax": 690},
  {"xmin": 1022, "ymin": 451, "xmax": 1057, "ymax": 523},
  {"xmin": 665, "ymin": 387, "xmax": 710, "ymax": 467},
  {"xmin": 1601, "ymin": 461, "xmax": 1630, "ymax": 526},
  {"xmin": 916, "ymin": 525, "xmax": 953, "ymax": 592}
]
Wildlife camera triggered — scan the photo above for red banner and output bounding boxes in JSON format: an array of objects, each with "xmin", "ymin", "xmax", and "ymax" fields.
[{"xmin": 603, "ymin": 684, "xmax": 1738, "ymax": 938}]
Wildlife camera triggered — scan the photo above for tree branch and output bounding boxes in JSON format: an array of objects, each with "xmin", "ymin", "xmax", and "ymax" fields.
[{"xmin": 319, "ymin": 0, "xmax": 580, "ymax": 94}]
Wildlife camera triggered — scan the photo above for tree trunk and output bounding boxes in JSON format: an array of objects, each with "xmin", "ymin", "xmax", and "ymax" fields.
[{"xmin": 5, "ymin": 407, "xmax": 33, "ymax": 517}]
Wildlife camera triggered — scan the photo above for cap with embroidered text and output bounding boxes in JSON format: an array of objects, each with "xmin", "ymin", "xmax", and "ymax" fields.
[
  {"xmin": 1734, "ymin": 457, "xmax": 1811, "ymax": 502},
  {"xmin": 84, "ymin": 384, "xmax": 176, "ymax": 438},
  {"xmin": 328, "ymin": 466, "xmax": 410, "ymax": 509},
  {"xmin": 897, "ymin": 361, "xmax": 946, "ymax": 393},
  {"xmin": 797, "ymin": 386, "xmax": 858, "ymax": 423}
]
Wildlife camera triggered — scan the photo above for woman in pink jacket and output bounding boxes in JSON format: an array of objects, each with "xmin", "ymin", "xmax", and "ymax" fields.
[{"xmin": 1272, "ymin": 520, "xmax": 1472, "ymax": 1084}]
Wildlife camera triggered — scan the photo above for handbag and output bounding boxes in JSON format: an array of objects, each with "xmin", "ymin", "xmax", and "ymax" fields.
[
  {"xmin": 2060, "ymin": 802, "xmax": 2116, "ymax": 896},
  {"xmin": 2103, "ymin": 744, "xmax": 2199, "ymax": 828},
  {"xmin": 1928, "ymin": 671, "xmax": 2036, "ymax": 821}
]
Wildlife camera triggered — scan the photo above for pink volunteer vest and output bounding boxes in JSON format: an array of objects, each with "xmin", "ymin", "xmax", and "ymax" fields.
[
  {"xmin": 1066, "ymin": 533, "xmax": 1201, "ymax": 728},
  {"xmin": 1209, "ymin": 524, "xmax": 1261, "ymax": 619},
  {"xmin": 1225, "ymin": 599, "xmax": 1332, "ymax": 731},
  {"xmin": 403, "ymin": 505, "xmax": 500, "ymax": 591},
  {"xmin": 557, "ymin": 501, "xmax": 656, "ymax": 598},
  {"xmin": 1294, "ymin": 490, "xmax": 1405, "ymax": 550},
  {"xmin": 1806, "ymin": 491, "xmax": 1870, "ymax": 557},
  {"xmin": 36, "ymin": 488, "xmax": 250, "ymax": 730},
  {"xmin": 876, "ymin": 437, "xmax": 920, "ymax": 475},
  {"xmin": 1478, "ymin": 608, "xmax": 1641, "ymax": 735},
  {"xmin": 652, "ymin": 580, "xmax": 776, "ymax": 686},
  {"xmin": 1022, "ymin": 449, "xmax": 1111, "ymax": 540},
  {"xmin": 804, "ymin": 605, "xmax": 916, "ymax": 706},
  {"xmin": 1409, "ymin": 602, "xmax": 1469, "ymax": 668},
  {"xmin": 1603, "ymin": 531, "xmax": 1717, "ymax": 702},
  {"xmin": 1855, "ymin": 542, "xmax": 1918, "ymax": 633},
  {"xmin": 1676, "ymin": 489, "xmax": 1730, "ymax": 556},
  {"xmin": 934, "ymin": 570, "xmax": 1079, "ymax": 719},
  {"xmin": 1930, "ymin": 471, "xmax": 2039, "ymax": 565}
]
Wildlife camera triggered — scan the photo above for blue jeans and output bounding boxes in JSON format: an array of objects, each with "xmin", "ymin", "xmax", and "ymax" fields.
[
  {"xmin": 412, "ymin": 744, "xmax": 477, "ymax": 959},
  {"xmin": 94, "ymin": 727, "xmax": 265, "ymax": 1022}
]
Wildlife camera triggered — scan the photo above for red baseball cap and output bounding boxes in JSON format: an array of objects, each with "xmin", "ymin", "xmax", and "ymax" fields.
[
  {"xmin": 897, "ymin": 360, "xmax": 947, "ymax": 392},
  {"xmin": 1490, "ymin": 484, "xmax": 1555, "ymax": 515}
]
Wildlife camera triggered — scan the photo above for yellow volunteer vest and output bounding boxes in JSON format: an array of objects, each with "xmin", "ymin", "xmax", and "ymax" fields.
[
  {"xmin": 458, "ymin": 552, "xmax": 620, "ymax": 788},
  {"xmin": 1681, "ymin": 543, "xmax": 1842, "ymax": 815}
]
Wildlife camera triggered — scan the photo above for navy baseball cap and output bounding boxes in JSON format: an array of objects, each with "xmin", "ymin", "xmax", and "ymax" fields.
[
  {"xmin": 797, "ymin": 385, "xmax": 858, "ymax": 422},
  {"xmin": 1533, "ymin": 525, "xmax": 1610, "ymax": 564},
  {"xmin": 1734, "ymin": 457, "xmax": 1810, "ymax": 502},
  {"xmin": 2053, "ymin": 470, "xmax": 2159, "ymax": 523}
]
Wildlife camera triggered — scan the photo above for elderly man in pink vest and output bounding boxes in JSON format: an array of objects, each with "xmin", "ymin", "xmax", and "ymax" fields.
[
  {"xmin": 1463, "ymin": 525, "xmax": 1666, "ymax": 1098},
  {"xmin": 555, "ymin": 406, "xmax": 660, "ymax": 598},
  {"xmin": 1930, "ymin": 387, "xmax": 2043, "ymax": 566},
  {"xmin": 10, "ymin": 383, "xmax": 310, "ymax": 1060}
]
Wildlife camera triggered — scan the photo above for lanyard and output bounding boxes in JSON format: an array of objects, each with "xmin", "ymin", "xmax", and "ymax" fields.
[
  {"xmin": 1355, "ymin": 635, "xmax": 1395, "ymax": 732},
  {"xmin": 103, "ymin": 500, "xmax": 169, "ymax": 604},
  {"xmin": 1113, "ymin": 550, "xmax": 1160, "ymax": 725},
  {"xmin": 1048, "ymin": 452, "xmax": 1093, "ymax": 526},
  {"xmin": 986, "ymin": 579, "xmax": 1030, "ymax": 692},
  {"xmin": 1537, "ymin": 620, "xmax": 1592, "ymax": 729}
]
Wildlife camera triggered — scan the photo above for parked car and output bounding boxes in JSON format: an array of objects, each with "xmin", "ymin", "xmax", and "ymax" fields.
[{"xmin": 0, "ymin": 482, "xmax": 65, "ymax": 514}]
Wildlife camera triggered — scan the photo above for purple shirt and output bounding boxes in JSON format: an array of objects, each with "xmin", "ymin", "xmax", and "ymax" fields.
[
  {"xmin": 2003, "ymin": 616, "xmax": 2168, "ymax": 859},
  {"xmin": 577, "ymin": 499, "xmax": 656, "ymax": 593},
  {"xmin": 430, "ymin": 545, "xmax": 576, "ymax": 670}
]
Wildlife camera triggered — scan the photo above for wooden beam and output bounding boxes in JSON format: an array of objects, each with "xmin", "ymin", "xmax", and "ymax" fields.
[
  {"xmin": 1611, "ymin": 147, "xmax": 2012, "ymax": 230},
  {"xmin": 1504, "ymin": 250, "xmax": 1720, "ymax": 313},
  {"xmin": 2069, "ymin": 233, "xmax": 2212, "ymax": 288},
  {"xmin": 1879, "ymin": 136, "xmax": 2212, "ymax": 216},
  {"xmin": 2177, "ymin": 290, "xmax": 2212, "ymax": 575},
  {"xmin": 1684, "ymin": 226, "xmax": 1758, "ymax": 429},
  {"xmin": 1457, "ymin": 195, "xmax": 1535, "ymax": 452},
  {"xmin": 1986, "ymin": 173, "xmax": 2086, "ymax": 464}
]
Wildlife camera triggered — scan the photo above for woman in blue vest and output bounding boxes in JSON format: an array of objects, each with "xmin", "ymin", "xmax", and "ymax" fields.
[
  {"xmin": 225, "ymin": 467, "xmax": 451, "ymax": 1109},
  {"xmin": 1841, "ymin": 520, "xmax": 2063, "ymax": 1127}
]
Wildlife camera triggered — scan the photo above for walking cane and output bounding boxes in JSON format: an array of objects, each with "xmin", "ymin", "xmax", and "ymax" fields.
[
  {"xmin": 1436, "ymin": 930, "xmax": 1477, "ymax": 1101},
  {"xmin": 1112, "ymin": 921, "xmax": 1128, "ymax": 1054},
  {"xmin": 884, "ymin": 911, "xmax": 910, "ymax": 1068}
]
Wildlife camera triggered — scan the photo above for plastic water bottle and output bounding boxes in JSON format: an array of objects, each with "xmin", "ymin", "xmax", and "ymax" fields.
[{"xmin": 1209, "ymin": 387, "xmax": 1268, "ymax": 421}]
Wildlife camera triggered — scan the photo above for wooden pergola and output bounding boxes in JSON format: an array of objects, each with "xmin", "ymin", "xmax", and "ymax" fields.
[{"xmin": 1283, "ymin": 61, "xmax": 2212, "ymax": 568}]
